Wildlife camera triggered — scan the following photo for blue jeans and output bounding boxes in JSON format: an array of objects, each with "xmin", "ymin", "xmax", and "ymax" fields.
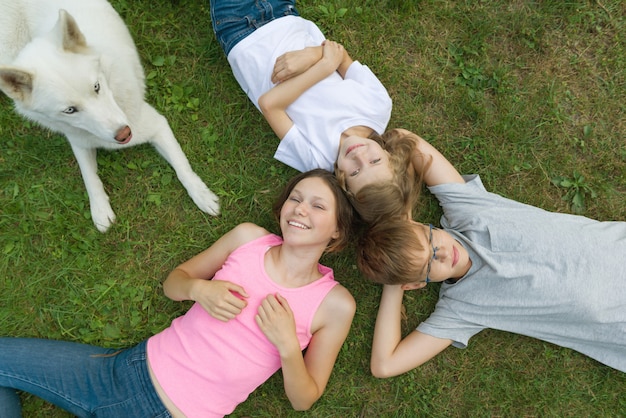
[
  {"xmin": 210, "ymin": 0, "xmax": 300, "ymax": 55},
  {"xmin": 0, "ymin": 338, "xmax": 171, "ymax": 418}
]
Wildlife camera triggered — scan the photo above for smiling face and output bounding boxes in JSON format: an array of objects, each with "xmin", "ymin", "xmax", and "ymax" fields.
[
  {"xmin": 336, "ymin": 135, "xmax": 393, "ymax": 194},
  {"xmin": 279, "ymin": 176, "xmax": 341, "ymax": 250}
]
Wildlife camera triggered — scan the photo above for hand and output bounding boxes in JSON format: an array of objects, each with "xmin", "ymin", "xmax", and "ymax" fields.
[
  {"xmin": 272, "ymin": 47, "xmax": 320, "ymax": 84},
  {"xmin": 320, "ymin": 40, "xmax": 345, "ymax": 72},
  {"xmin": 256, "ymin": 293, "xmax": 299, "ymax": 353},
  {"xmin": 193, "ymin": 280, "xmax": 248, "ymax": 321}
]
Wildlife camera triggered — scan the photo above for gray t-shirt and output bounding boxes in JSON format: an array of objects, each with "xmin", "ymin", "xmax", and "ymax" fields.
[{"xmin": 417, "ymin": 175, "xmax": 626, "ymax": 372}]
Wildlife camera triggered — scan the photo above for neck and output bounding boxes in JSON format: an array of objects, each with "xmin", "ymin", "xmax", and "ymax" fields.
[{"xmin": 267, "ymin": 244, "xmax": 325, "ymax": 288}]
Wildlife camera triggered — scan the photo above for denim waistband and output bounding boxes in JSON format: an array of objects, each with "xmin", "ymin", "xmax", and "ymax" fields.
[{"xmin": 210, "ymin": 0, "xmax": 299, "ymax": 55}]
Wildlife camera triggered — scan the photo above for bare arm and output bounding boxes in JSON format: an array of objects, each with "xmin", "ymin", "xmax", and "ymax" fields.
[
  {"xmin": 335, "ymin": 47, "xmax": 354, "ymax": 78},
  {"xmin": 256, "ymin": 285, "xmax": 356, "ymax": 410},
  {"xmin": 163, "ymin": 223, "xmax": 267, "ymax": 321},
  {"xmin": 271, "ymin": 44, "xmax": 354, "ymax": 83},
  {"xmin": 371, "ymin": 285, "xmax": 452, "ymax": 378},
  {"xmin": 271, "ymin": 46, "xmax": 322, "ymax": 84},
  {"xmin": 395, "ymin": 129, "xmax": 466, "ymax": 187},
  {"xmin": 258, "ymin": 40, "xmax": 346, "ymax": 139}
]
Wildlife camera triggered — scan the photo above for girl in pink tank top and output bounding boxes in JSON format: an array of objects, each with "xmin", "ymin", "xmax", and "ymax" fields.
[{"xmin": 0, "ymin": 169, "xmax": 356, "ymax": 418}]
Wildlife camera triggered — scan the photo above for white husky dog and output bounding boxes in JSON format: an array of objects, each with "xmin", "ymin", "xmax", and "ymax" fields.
[{"xmin": 0, "ymin": 0, "xmax": 220, "ymax": 232}]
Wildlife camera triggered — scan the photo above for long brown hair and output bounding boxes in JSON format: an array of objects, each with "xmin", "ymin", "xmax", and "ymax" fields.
[{"xmin": 273, "ymin": 169, "xmax": 355, "ymax": 253}]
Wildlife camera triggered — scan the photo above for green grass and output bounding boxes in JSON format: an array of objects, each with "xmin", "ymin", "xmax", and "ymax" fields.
[{"xmin": 1, "ymin": 0, "xmax": 625, "ymax": 416}]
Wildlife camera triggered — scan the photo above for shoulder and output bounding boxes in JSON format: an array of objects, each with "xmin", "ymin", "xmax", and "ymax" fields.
[
  {"xmin": 310, "ymin": 283, "xmax": 355, "ymax": 335},
  {"xmin": 232, "ymin": 222, "xmax": 269, "ymax": 236},
  {"xmin": 428, "ymin": 175, "xmax": 489, "ymax": 203},
  {"xmin": 320, "ymin": 284, "xmax": 356, "ymax": 322},
  {"xmin": 224, "ymin": 222, "xmax": 271, "ymax": 249}
]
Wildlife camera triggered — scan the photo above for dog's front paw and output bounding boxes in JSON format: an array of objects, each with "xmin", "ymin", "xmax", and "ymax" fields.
[
  {"xmin": 91, "ymin": 203, "xmax": 116, "ymax": 233},
  {"xmin": 188, "ymin": 182, "xmax": 220, "ymax": 216}
]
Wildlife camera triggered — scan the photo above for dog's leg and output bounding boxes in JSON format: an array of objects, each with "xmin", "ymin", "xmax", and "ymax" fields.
[
  {"xmin": 69, "ymin": 142, "xmax": 116, "ymax": 232},
  {"xmin": 139, "ymin": 105, "xmax": 220, "ymax": 216}
]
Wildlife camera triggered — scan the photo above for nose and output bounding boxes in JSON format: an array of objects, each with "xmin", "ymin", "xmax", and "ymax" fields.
[
  {"xmin": 295, "ymin": 202, "xmax": 307, "ymax": 216},
  {"xmin": 351, "ymin": 147, "xmax": 368, "ymax": 162},
  {"xmin": 114, "ymin": 125, "xmax": 132, "ymax": 143}
]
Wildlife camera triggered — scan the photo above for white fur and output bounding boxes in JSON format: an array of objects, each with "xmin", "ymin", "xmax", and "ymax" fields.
[{"xmin": 0, "ymin": 0, "xmax": 219, "ymax": 232}]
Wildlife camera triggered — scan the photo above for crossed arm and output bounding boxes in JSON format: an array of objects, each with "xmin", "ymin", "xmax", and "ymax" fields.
[
  {"xmin": 258, "ymin": 40, "xmax": 354, "ymax": 139},
  {"xmin": 270, "ymin": 43, "xmax": 354, "ymax": 84}
]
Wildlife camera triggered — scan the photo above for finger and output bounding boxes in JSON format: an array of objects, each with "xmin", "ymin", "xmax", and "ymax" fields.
[
  {"xmin": 272, "ymin": 65, "xmax": 287, "ymax": 83},
  {"xmin": 256, "ymin": 302, "xmax": 269, "ymax": 324},
  {"xmin": 226, "ymin": 291, "xmax": 250, "ymax": 311},
  {"xmin": 275, "ymin": 293, "xmax": 293, "ymax": 316},
  {"xmin": 258, "ymin": 295, "xmax": 279, "ymax": 318},
  {"xmin": 215, "ymin": 312, "xmax": 233, "ymax": 322},
  {"xmin": 207, "ymin": 306, "xmax": 234, "ymax": 322},
  {"xmin": 226, "ymin": 282, "xmax": 249, "ymax": 298},
  {"xmin": 255, "ymin": 314, "xmax": 268, "ymax": 330},
  {"xmin": 210, "ymin": 295, "xmax": 246, "ymax": 316},
  {"xmin": 222, "ymin": 296, "xmax": 248, "ymax": 315},
  {"xmin": 206, "ymin": 295, "xmax": 241, "ymax": 314},
  {"xmin": 263, "ymin": 293, "xmax": 281, "ymax": 310},
  {"xmin": 271, "ymin": 62, "xmax": 281, "ymax": 78}
]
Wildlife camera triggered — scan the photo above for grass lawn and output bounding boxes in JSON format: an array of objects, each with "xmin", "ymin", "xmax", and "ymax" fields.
[{"xmin": 1, "ymin": 0, "xmax": 625, "ymax": 416}]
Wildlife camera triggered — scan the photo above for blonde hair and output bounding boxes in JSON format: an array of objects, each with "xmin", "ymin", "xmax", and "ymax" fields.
[
  {"xmin": 336, "ymin": 129, "xmax": 429, "ymax": 224},
  {"xmin": 357, "ymin": 220, "xmax": 428, "ymax": 284}
]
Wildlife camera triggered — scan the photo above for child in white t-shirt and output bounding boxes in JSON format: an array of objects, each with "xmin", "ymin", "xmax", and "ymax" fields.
[{"xmin": 211, "ymin": 0, "xmax": 393, "ymax": 180}]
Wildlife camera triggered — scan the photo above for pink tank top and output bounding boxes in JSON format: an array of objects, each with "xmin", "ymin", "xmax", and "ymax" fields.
[{"xmin": 147, "ymin": 234, "xmax": 337, "ymax": 417}]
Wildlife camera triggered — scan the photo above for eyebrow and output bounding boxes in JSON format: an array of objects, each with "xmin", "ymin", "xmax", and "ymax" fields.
[{"xmin": 291, "ymin": 187, "xmax": 331, "ymax": 203}]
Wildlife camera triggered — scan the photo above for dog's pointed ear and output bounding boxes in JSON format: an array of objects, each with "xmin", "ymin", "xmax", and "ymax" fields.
[
  {"xmin": 0, "ymin": 67, "xmax": 33, "ymax": 102},
  {"xmin": 53, "ymin": 9, "xmax": 88, "ymax": 53}
]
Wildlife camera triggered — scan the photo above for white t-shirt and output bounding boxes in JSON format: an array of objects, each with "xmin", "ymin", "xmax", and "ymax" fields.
[{"xmin": 227, "ymin": 15, "xmax": 392, "ymax": 172}]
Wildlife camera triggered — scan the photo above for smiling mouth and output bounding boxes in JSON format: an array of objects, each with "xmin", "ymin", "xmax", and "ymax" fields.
[
  {"xmin": 345, "ymin": 144, "xmax": 364, "ymax": 157},
  {"xmin": 288, "ymin": 220, "xmax": 310, "ymax": 230}
]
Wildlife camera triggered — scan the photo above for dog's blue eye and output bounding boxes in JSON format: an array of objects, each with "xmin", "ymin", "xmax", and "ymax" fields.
[
  {"xmin": 94, "ymin": 82, "xmax": 100, "ymax": 93},
  {"xmin": 63, "ymin": 107, "xmax": 78, "ymax": 114}
]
